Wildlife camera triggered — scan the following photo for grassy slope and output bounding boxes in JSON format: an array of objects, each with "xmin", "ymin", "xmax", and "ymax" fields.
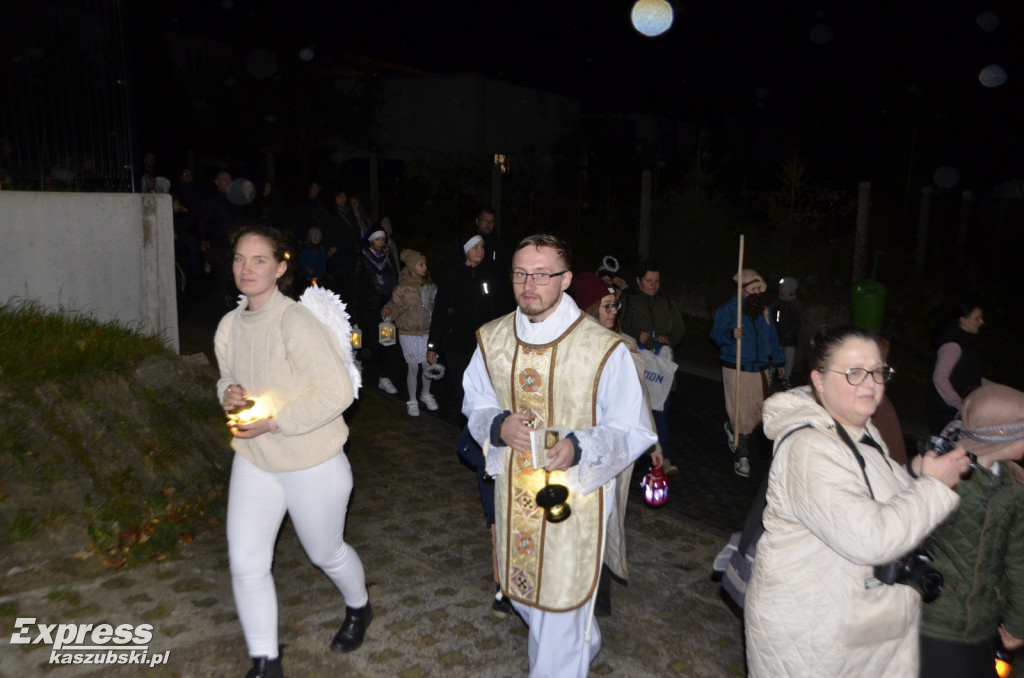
[{"xmin": 0, "ymin": 301, "xmax": 230, "ymax": 569}]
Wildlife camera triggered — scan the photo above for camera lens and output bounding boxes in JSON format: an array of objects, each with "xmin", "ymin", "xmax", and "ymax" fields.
[{"xmin": 903, "ymin": 555, "xmax": 944, "ymax": 603}]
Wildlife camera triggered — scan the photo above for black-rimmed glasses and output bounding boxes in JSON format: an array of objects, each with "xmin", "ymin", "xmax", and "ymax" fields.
[
  {"xmin": 511, "ymin": 270, "xmax": 568, "ymax": 286},
  {"xmin": 827, "ymin": 366, "xmax": 895, "ymax": 385}
]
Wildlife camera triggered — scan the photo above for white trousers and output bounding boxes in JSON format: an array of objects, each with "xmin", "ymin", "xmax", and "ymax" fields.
[
  {"xmin": 511, "ymin": 599, "xmax": 601, "ymax": 678},
  {"xmin": 508, "ymin": 488, "xmax": 612, "ymax": 678},
  {"xmin": 227, "ymin": 453, "xmax": 368, "ymax": 658}
]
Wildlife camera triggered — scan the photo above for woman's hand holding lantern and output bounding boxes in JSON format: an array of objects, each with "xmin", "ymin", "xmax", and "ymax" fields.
[
  {"xmin": 223, "ymin": 386, "xmax": 273, "ymax": 439},
  {"xmin": 222, "ymin": 384, "xmax": 249, "ymax": 412},
  {"xmin": 230, "ymin": 418, "xmax": 273, "ymax": 439}
]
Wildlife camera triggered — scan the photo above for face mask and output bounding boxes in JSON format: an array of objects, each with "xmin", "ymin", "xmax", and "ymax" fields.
[{"xmin": 743, "ymin": 292, "xmax": 769, "ymax": 318}]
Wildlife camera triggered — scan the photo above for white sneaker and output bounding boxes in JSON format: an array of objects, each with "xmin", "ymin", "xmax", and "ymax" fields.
[
  {"xmin": 378, "ymin": 377, "xmax": 398, "ymax": 394},
  {"xmin": 724, "ymin": 421, "xmax": 738, "ymax": 454},
  {"xmin": 663, "ymin": 458, "xmax": 679, "ymax": 476},
  {"xmin": 420, "ymin": 394, "xmax": 438, "ymax": 411},
  {"xmin": 406, "ymin": 401, "xmax": 420, "ymax": 416},
  {"xmin": 734, "ymin": 457, "xmax": 750, "ymax": 478}
]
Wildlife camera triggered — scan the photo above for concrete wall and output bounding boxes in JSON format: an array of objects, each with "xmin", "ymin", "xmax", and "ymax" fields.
[{"xmin": 0, "ymin": 191, "xmax": 179, "ymax": 352}]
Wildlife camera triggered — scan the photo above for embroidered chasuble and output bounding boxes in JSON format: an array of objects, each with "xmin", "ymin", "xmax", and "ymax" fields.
[{"xmin": 477, "ymin": 313, "xmax": 622, "ymax": 611}]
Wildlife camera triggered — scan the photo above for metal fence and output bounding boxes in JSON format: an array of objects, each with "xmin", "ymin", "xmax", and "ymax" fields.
[{"xmin": 0, "ymin": 0, "xmax": 135, "ymax": 192}]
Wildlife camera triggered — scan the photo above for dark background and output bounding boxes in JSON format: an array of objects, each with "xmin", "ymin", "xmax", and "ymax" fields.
[
  {"xmin": 130, "ymin": 0, "xmax": 1024, "ymax": 187},
  {"xmin": 3, "ymin": 0, "xmax": 1023, "ymax": 384}
]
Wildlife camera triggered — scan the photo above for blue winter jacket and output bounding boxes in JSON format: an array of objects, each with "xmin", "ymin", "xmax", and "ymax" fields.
[{"xmin": 710, "ymin": 295, "xmax": 784, "ymax": 371}]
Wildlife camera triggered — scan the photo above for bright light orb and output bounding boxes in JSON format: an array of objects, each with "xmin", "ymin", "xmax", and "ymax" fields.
[
  {"xmin": 979, "ymin": 64, "xmax": 1007, "ymax": 88},
  {"xmin": 631, "ymin": 0, "xmax": 674, "ymax": 37}
]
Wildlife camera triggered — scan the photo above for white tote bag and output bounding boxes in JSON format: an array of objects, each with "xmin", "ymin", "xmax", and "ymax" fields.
[{"xmin": 641, "ymin": 345, "xmax": 677, "ymax": 411}]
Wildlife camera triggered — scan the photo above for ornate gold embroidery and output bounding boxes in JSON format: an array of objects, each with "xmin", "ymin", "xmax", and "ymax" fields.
[
  {"xmin": 505, "ymin": 345, "xmax": 555, "ymax": 605},
  {"xmin": 518, "ymin": 367, "xmax": 542, "ymax": 392},
  {"xmin": 481, "ymin": 313, "xmax": 616, "ymax": 610},
  {"xmin": 514, "ymin": 449, "xmax": 535, "ymax": 474},
  {"xmin": 515, "ymin": 531, "xmax": 535, "ymax": 556},
  {"xmin": 512, "ymin": 568, "xmax": 536, "ymax": 597}
]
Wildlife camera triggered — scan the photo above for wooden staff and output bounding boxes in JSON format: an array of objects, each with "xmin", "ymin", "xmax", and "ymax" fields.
[{"xmin": 733, "ymin": 234, "xmax": 745, "ymax": 449}]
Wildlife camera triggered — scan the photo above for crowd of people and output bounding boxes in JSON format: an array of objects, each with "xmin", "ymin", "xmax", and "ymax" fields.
[
  {"xmin": 167, "ymin": 166, "xmax": 380, "ymax": 305},
  {"xmin": 193, "ymin": 155, "xmax": 1022, "ymax": 677},
  {"xmin": 702, "ymin": 266, "xmax": 1024, "ymax": 677}
]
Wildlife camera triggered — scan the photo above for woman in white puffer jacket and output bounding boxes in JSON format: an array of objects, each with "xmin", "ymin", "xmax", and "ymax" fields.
[{"xmin": 745, "ymin": 325, "xmax": 969, "ymax": 677}]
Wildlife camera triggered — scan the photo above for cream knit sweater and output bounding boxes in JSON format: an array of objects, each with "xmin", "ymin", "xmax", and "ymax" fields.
[{"xmin": 215, "ymin": 288, "xmax": 354, "ymax": 472}]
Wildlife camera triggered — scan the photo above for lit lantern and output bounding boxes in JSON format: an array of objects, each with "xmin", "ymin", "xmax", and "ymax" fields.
[
  {"xmin": 995, "ymin": 643, "xmax": 1013, "ymax": 678},
  {"xmin": 226, "ymin": 396, "xmax": 269, "ymax": 425},
  {"xmin": 641, "ymin": 465, "xmax": 669, "ymax": 506},
  {"xmin": 350, "ymin": 324, "xmax": 363, "ymax": 349},
  {"xmin": 378, "ymin": 318, "xmax": 397, "ymax": 346}
]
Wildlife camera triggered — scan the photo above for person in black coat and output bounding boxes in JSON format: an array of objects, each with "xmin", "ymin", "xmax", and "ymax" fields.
[
  {"xmin": 430, "ymin": 232, "xmax": 514, "ymax": 617},
  {"xmin": 775, "ymin": 276, "xmax": 803, "ymax": 389},
  {"xmin": 352, "ymin": 230, "xmax": 400, "ymax": 394},
  {"xmin": 199, "ymin": 170, "xmax": 245, "ymax": 303},
  {"xmin": 321, "ymin": 189, "xmax": 360, "ymax": 298},
  {"xmin": 294, "ymin": 181, "xmax": 329, "ymax": 243},
  {"xmin": 427, "ymin": 234, "xmax": 511, "ymax": 404}
]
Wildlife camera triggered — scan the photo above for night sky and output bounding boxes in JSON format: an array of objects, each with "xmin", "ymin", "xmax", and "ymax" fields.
[
  {"xmin": 135, "ymin": 0, "xmax": 1024, "ymax": 187},
  {"xmin": 149, "ymin": 1, "xmax": 1023, "ymax": 115}
]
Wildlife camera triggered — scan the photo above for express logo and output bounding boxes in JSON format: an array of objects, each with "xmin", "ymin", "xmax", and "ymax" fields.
[
  {"xmin": 10, "ymin": 618, "xmax": 152, "ymax": 649},
  {"xmin": 10, "ymin": 618, "xmax": 169, "ymax": 667}
]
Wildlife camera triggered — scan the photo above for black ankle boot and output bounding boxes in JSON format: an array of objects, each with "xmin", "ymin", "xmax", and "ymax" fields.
[
  {"xmin": 330, "ymin": 601, "xmax": 373, "ymax": 653},
  {"xmin": 244, "ymin": 656, "xmax": 282, "ymax": 678}
]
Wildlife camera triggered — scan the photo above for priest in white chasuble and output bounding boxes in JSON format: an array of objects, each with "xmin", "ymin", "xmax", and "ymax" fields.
[{"xmin": 463, "ymin": 234, "xmax": 657, "ymax": 678}]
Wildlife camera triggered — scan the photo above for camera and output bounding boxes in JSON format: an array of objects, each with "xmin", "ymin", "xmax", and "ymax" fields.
[
  {"xmin": 873, "ymin": 549, "xmax": 944, "ymax": 602},
  {"xmin": 932, "ymin": 430, "xmax": 978, "ymax": 475},
  {"xmin": 932, "ymin": 432, "xmax": 959, "ymax": 456}
]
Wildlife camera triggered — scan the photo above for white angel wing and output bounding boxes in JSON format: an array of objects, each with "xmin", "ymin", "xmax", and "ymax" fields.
[{"xmin": 298, "ymin": 284, "xmax": 363, "ymax": 398}]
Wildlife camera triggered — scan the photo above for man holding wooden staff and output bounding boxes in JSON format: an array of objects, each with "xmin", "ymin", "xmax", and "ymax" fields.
[{"xmin": 710, "ymin": 268, "xmax": 785, "ymax": 477}]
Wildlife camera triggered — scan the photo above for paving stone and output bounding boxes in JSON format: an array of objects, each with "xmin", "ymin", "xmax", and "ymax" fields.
[{"xmin": 1, "ymin": 372, "xmax": 753, "ymax": 677}]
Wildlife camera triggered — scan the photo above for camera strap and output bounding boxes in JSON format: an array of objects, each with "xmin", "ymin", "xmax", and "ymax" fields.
[
  {"xmin": 833, "ymin": 420, "xmax": 876, "ymax": 500},
  {"xmin": 835, "ymin": 421, "xmax": 888, "ymax": 589},
  {"xmin": 835, "ymin": 420, "xmax": 944, "ymax": 595}
]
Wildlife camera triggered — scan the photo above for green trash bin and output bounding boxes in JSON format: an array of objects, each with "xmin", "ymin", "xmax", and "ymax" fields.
[{"xmin": 851, "ymin": 279, "xmax": 887, "ymax": 333}]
